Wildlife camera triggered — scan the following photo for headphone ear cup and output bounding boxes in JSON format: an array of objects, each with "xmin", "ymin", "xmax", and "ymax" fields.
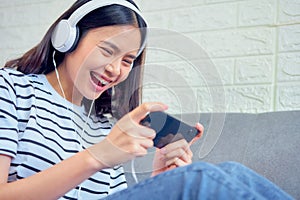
[
  {"xmin": 51, "ymin": 19, "xmax": 78, "ymax": 53},
  {"xmin": 66, "ymin": 26, "xmax": 80, "ymax": 53}
]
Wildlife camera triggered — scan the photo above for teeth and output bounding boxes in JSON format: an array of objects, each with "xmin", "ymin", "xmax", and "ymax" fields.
[
  {"xmin": 93, "ymin": 73, "xmax": 109, "ymax": 85},
  {"xmin": 99, "ymin": 78, "xmax": 109, "ymax": 85}
]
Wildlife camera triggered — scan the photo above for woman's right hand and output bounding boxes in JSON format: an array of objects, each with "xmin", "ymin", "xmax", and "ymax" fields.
[{"xmin": 87, "ymin": 102, "xmax": 168, "ymax": 168}]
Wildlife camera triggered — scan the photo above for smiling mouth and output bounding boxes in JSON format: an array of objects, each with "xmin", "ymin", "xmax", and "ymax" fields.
[{"xmin": 90, "ymin": 72, "xmax": 111, "ymax": 87}]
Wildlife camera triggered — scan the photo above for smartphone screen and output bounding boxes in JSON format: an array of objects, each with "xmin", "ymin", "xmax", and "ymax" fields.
[{"xmin": 140, "ymin": 111, "xmax": 199, "ymax": 148}]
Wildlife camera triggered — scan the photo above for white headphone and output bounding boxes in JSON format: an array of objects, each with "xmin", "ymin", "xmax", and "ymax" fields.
[{"xmin": 51, "ymin": 0, "xmax": 147, "ymax": 53}]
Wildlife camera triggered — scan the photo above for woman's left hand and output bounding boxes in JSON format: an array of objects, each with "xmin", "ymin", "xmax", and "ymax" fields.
[{"xmin": 151, "ymin": 123, "xmax": 204, "ymax": 176}]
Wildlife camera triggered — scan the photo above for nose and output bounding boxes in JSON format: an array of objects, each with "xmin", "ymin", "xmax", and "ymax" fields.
[{"xmin": 105, "ymin": 60, "xmax": 121, "ymax": 77}]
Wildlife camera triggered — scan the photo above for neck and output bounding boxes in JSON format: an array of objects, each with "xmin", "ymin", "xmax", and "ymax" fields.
[{"xmin": 46, "ymin": 65, "xmax": 82, "ymax": 106}]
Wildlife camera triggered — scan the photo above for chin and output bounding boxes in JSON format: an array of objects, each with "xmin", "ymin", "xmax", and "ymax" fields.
[{"xmin": 83, "ymin": 91, "xmax": 103, "ymax": 101}]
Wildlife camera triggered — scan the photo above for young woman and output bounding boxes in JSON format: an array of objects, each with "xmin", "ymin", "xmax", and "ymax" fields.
[{"xmin": 0, "ymin": 0, "xmax": 293, "ymax": 199}]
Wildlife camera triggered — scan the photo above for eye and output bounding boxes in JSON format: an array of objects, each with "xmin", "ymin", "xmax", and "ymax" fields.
[
  {"xmin": 98, "ymin": 46, "xmax": 113, "ymax": 56},
  {"xmin": 122, "ymin": 59, "xmax": 134, "ymax": 68}
]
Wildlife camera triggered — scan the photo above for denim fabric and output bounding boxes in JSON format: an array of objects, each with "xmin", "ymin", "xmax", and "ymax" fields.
[{"xmin": 103, "ymin": 162, "xmax": 294, "ymax": 200}]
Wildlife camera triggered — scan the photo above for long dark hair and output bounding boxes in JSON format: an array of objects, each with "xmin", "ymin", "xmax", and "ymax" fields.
[{"xmin": 4, "ymin": 0, "xmax": 147, "ymax": 119}]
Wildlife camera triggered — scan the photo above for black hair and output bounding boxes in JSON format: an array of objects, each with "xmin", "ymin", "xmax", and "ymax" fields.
[{"xmin": 5, "ymin": 0, "xmax": 147, "ymax": 119}]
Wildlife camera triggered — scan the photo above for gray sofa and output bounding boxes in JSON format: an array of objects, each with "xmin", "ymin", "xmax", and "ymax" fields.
[{"xmin": 124, "ymin": 111, "xmax": 300, "ymax": 199}]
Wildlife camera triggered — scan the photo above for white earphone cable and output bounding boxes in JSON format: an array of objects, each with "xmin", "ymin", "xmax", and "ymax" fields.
[
  {"xmin": 131, "ymin": 159, "xmax": 139, "ymax": 184},
  {"xmin": 53, "ymin": 51, "xmax": 67, "ymax": 101},
  {"xmin": 77, "ymin": 99, "xmax": 94, "ymax": 199},
  {"xmin": 53, "ymin": 51, "xmax": 95, "ymax": 199}
]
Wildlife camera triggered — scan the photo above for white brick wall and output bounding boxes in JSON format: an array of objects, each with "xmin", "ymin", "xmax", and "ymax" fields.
[
  {"xmin": 0, "ymin": 0, "xmax": 299, "ymax": 113},
  {"xmin": 0, "ymin": 0, "xmax": 75, "ymax": 66},
  {"xmin": 136, "ymin": 0, "xmax": 300, "ymax": 113}
]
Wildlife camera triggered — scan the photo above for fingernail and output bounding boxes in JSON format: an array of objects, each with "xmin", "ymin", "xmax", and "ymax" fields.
[{"xmin": 151, "ymin": 103, "xmax": 168, "ymax": 111}]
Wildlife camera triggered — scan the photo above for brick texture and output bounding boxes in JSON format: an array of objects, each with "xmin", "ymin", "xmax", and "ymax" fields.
[
  {"xmin": 0, "ymin": 0, "xmax": 299, "ymax": 113},
  {"xmin": 138, "ymin": 0, "xmax": 300, "ymax": 113}
]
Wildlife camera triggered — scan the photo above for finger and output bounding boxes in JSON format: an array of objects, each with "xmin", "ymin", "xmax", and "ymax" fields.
[
  {"xmin": 174, "ymin": 157, "xmax": 191, "ymax": 167},
  {"xmin": 128, "ymin": 142, "xmax": 149, "ymax": 157},
  {"xmin": 166, "ymin": 164, "xmax": 177, "ymax": 170},
  {"xmin": 116, "ymin": 116, "xmax": 155, "ymax": 139},
  {"xmin": 130, "ymin": 102, "xmax": 168, "ymax": 121},
  {"xmin": 166, "ymin": 157, "xmax": 190, "ymax": 167},
  {"xmin": 139, "ymin": 138, "xmax": 154, "ymax": 149},
  {"xmin": 196, "ymin": 123, "xmax": 204, "ymax": 135},
  {"xmin": 163, "ymin": 139, "xmax": 192, "ymax": 162},
  {"xmin": 186, "ymin": 147, "xmax": 193, "ymax": 158},
  {"xmin": 190, "ymin": 123, "xmax": 204, "ymax": 144},
  {"xmin": 165, "ymin": 148, "xmax": 192, "ymax": 163},
  {"xmin": 136, "ymin": 126, "xmax": 156, "ymax": 138},
  {"xmin": 161, "ymin": 139, "xmax": 189, "ymax": 154}
]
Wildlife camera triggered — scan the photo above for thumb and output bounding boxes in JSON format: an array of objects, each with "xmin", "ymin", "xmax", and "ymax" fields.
[
  {"xmin": 190, "ymin": 123, "xmax": 204, "ymax": 144},
  {"xmin": 130, "ymin": 102, "xmax": 168, "ymax": 121}
]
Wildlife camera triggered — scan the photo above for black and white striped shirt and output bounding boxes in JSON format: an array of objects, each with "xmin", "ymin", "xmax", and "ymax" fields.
[{"xmin": 0, "ymin": 68, "xmax": 127, "ymax": 199}]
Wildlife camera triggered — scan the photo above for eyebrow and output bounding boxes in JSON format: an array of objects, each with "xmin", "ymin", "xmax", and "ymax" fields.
[{"xmin": 101, "ymin": 40, "xmax": 137, "ymax": 60}]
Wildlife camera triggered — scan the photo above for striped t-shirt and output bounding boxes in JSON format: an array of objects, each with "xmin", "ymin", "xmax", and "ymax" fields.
[{"xmin": 0, "ymin": 68, "xmax": 127, "ymax": 199}]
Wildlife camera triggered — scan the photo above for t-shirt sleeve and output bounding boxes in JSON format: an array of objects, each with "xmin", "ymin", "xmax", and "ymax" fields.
[{"xmin": 0, "ymin": 69, "xmax": 19, "ymax": 158}]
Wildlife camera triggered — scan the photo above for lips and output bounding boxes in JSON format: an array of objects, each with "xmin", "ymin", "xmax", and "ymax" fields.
[{"xmin": 90, "ymin": 72, "xmax": 111, "ymax": 89}]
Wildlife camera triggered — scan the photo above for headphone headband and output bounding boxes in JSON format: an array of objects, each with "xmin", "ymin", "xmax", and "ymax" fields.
[
  {"xmin": 69, "ymin": 0, "xmax": 147, "ymax": 27},
  {"xmin": 51, "ymin": 0, "xmax": 147, "ymax": 53}
]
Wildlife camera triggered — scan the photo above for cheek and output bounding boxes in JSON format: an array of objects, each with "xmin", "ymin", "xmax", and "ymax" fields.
[
  {"xmin": 81, "ymin": 49, "xmax": 103, "ymax": 69},
  {"xmin": 69, "ymin": 61, "xmax": 88, "ymax": 82},
  {"xmin": 116, "ymin": 70, "xmax": 131, "ymax": 83},
  {"xmin": 66, "ymin": 51, "xmax": 93, "ymax": 80}
]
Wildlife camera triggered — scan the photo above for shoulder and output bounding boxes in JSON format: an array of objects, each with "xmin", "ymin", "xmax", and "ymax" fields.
[
  {"xmin": 0, "ymin": 68, "xmax": 25, "ymax": 97},
  {"xmin": 0, "ymin": 68, "xmax": 33, "ymax": 86},
  {"xmin": 0, "ymin": 68, "xmax": 46, "ymax": 93},
  {"xmin": 0, "ymin": 68, "xmax": 27, "ymax": 80}
]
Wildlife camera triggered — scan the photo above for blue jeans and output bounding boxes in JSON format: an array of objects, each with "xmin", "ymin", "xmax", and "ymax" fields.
[{"xmin": 104, "ymin": 161, "xmax": 293, "ymax": 200}]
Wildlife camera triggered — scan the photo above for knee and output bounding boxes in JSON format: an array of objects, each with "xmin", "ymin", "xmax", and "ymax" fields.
[
  {"xmin": 218, "ymin": 161, "xmax": 250, "ymax": 172},
  {"xmin": 180, "ymin": 161, "xmax": 251, "ymax": 176},
  {"xmin": 185, "ymin": 161, "xmax": 221, "ymax": 173},
  {"xmin": 190, "ymin": 161, "xmax": 244, "ymax": 169}
]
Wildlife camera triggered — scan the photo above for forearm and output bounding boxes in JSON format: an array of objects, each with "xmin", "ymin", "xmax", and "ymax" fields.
[{"xmin": 0, "ymin": 150, "xmax": 104, "ymax": 200}]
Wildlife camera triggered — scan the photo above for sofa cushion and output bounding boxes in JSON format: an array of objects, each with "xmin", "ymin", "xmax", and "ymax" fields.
[{"xmin": 124, "ymin": 111, "xmax": 300, "ymax": 199}]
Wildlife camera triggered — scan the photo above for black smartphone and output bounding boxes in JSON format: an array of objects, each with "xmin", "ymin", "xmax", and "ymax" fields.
[{"xmin": 140, "ymin": 111, "xmax": 200, "ymax": 148}]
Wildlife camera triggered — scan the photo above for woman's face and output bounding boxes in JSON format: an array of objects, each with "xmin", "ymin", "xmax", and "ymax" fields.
[{"xmin": 62, "ymin": 25, "xmax": 142, "ymax": 104}]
